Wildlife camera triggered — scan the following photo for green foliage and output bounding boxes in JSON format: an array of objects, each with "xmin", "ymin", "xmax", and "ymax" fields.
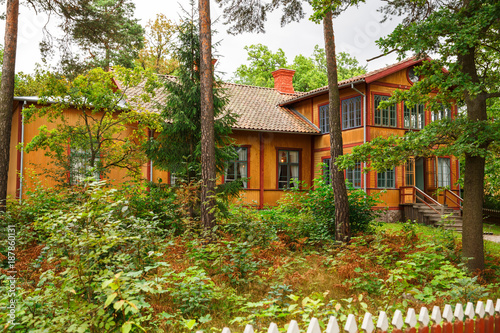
[
  {"xmin": 234, "ymin": 44, "xmax": 288, "ymax": 87},
  {"xmin": 23, "ymin": 66, "xmax": 161, "ymax": 185},
  {"xmin": 2, "ymin": 183, "xmax": 166, "ymax": 331},
  {"xmin": 145, "ymin": 17, "xmax": 237, "ymax": 181},
  {"xmin": 14, "ymin": 66, "xmax": 54, "ymax": 97},
  {"xmin": 234, "ymin": 44, "xmax": 366, "ymax": 91},
  {"xmin": 275, "ymin": 176, "xmax": 379, "ymax": 241},
  {"xmin": 41, "ymin": 0, "xmax": 145, "ymax": 77},
  {"xmin": 136, "ymin": 14, "xmax": 179, "ymax": 75},
  {"xmin": 164, "ymin": 266, "xmax": 216, "ymax": 317}
]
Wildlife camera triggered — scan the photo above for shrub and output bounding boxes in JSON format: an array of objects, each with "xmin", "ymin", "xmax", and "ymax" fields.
[{"xmin": 273, "ymin": 176, "xmax": 380, "ymax": 242}]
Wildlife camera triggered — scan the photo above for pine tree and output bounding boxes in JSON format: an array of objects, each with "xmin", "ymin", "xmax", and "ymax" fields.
[{"xmin": 145, "ymin": 16, "xmax": 237, "ymax": 220}]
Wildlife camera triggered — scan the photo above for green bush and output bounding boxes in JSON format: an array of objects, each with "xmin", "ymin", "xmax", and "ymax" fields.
[
  {"xmin": 273, "ymin": 176, "xmax": 380, "ymax": 242},
  {"xmin": 2, "ymin": 183, "xmax": 165, "ymax": 332}
]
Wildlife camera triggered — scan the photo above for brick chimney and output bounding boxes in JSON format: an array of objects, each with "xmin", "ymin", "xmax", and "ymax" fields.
[{"xmin": 272, "ymin": 68, "xmax": 295, "ymax": 94}]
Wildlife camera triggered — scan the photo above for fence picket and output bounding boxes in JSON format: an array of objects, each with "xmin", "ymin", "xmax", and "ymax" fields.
[
  {"xmin": 243, "ymin": 324, "xmax": 255, "ymax": 333},
  {"xmin": 361, "ymin": 312, "xmax": 374, "ymax": 333},
  {"xmin": 455, "ymin": 304, "xmax": 465, "ymax": 322},
  {"xmin": 477, "ymin": 301, "xmax": 486, "ymax": 319},
  {"xmin": 210, "ymin": 299, "xmax": 500, "ymax": 333},
  {"xmin": 465, "ymin": 303, "xmax": 475, "ymax": 319},
  {"xmin": 432, "ymin": 306, "xmax": 442, "ymax": 325},
  {"xmin": 443, "ymin": 305, "xmax": 453, "ymax": 323},
  {"xmin": 307, "ymin": 317, "xmax": 321, "ymax": 333},
  {"xmin": 377, "ymin": 311, "xmax": 389, "ymax": 333},
  {"xmin": 453, "ymin": 306, "xmax": 464, "ymax": 333},
  {"xmin": 486, "ymin": 300, "xmax": 495, "ymax": 317},
  {"xmin": 268, "ymin": 322, "xmax": 279, "ymax": 333},
  {"xmin": 287, "ymin": 320, "xmax": 300, "ymax": 333},
  {"xmin": 326, "ymin": 316, "xmax": 340, "ymax": 333},
  {"xmin": 419, "ymin": 307, "xmax": 430, "ymax": 327},
  {"xmin": 345, "ymin": 314, "xmax": 358, "ymax": 333},
  {"xmin": 495, "ymin": 300, "xmax": 500, "ymax": 333},
  {"xmin": 442, "ymin": 305, "xmax": 453, "ymax": 333},
  {"xmin": 406, "ymin": 308, "xmax": 417, "ymax": 328}
]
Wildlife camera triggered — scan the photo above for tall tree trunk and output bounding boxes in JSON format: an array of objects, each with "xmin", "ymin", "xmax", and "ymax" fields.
[
  {"xmin": 199, "ymin": 0, "xmax": 216, "ymax": 233},
  {"xmin": 459, "ymin": 50, "xmax": 486, "ymax": 271},
  {"xmin": 0, "ymin": 0, "xmax": 19, "ymax": 211},
  {"xmin": 323, "ymin": 11, "xmax": 350, "ymax": 242}
]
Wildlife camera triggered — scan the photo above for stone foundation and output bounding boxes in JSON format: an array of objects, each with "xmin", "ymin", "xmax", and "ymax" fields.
[{"xmin": 375, "ymin": 209, "xmax": 403, "ymax": 223}]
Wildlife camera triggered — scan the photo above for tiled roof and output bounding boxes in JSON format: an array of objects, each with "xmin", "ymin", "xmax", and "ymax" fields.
[
  {"xmin": 280, "ymin": 56, "xmax": 424, "ymax": 106},
  {"xmin": 119, "ymin": 57, "xmax": 424, "ymax": 134},
  {"xmin": 223, "ymin": 82, "xmax": 319, "ymax": 133},
  {"xmin": 119, "ymin": 75, "xmax": 320, "ymax": 134}
]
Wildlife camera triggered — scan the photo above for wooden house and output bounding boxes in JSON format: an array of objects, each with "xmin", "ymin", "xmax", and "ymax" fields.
[{"xmin": 9, "ymin": 58, "xmax": 461, "ymax": 222}]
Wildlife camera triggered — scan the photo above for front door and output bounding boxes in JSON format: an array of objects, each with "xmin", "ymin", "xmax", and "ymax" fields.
[{"xmin": 415, "ymin": 157, "xmax": 425, "ymax": 192}]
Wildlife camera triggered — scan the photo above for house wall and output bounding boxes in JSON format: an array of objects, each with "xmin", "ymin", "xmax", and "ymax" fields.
[
  {"xmin": 289, "ymin": 66, "xmax": 460, "ymax": 220},
  {"xmin": 9, "ymin": 102, "xmax": 148, "ymax": 199},
  {"xmin": 229, "ymin": 130, "xmax": 314, "ymax": 208}
]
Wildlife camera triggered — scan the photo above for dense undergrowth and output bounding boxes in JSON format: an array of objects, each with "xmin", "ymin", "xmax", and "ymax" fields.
[{"xmin": 1, "ymin": 178, "xmax": 499, "ymax": 332}]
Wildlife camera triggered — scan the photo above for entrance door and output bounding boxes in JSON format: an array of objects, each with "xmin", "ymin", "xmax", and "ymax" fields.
[{"xmin": 415, "ymin": 157, "xmax": 425, "ymax": 192}]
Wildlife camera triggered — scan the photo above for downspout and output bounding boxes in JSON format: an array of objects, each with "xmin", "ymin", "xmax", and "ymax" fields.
[
  {"xmin": 19, "ymin": 101, "xmax": 25, "ymax": 204},
  {"xmin": 148, "ymin": 129, "xmax": 154, "ymax": 183},
  {"xmin": 351, "ymin": 83, "xmax": 367, "ymax": 192}
]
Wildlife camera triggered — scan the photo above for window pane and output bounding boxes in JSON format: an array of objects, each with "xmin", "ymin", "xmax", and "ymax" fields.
[
  {"xmin": 225, "ymin": 147, "xmax": 248, "ymax": 188},
  {"xmin": 289, "ymin": 151, "xmax": 299, "ymax": 163}
]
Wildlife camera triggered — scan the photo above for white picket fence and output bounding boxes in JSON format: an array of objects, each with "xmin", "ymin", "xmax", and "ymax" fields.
[{"xmin": 199, "ymin": 299, "xmax": 500, "ymax": 333}]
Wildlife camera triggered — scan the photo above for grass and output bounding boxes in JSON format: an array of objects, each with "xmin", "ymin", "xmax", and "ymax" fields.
[{"xmin": 483, "ymin": 223, "xmax": 500, "ymax": 235}]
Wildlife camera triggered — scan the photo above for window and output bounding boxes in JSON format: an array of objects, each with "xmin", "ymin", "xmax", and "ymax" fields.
[
  {"xmin": 437, "ymin": 157, "xmax": 451, "ymax": 187},
  {"xmin": 170, "ymin": 173, "xmax": 178, "ymax": 186},
  {"xmin": 278, "ymin": 150, "xmax": 299, "ymax": 189},
  {"xmin": 225, "ymin": 147, "xmax": 248, "ymax": 188},
  {"xmin": 342, "ymin": 96, "xmax": 362, "ymax": 129},
  {"xmin": 405, "ymin": 159, "xmax": 415, "ymax": 186},
  {"xmin": 323, "ymin": 158, "xmax": 331, "ymax": 185},
  {"xmin": 404, "ymin": 103, "xmax": 425, "ymax": 129},
  {"xmin": 319, "ymin": 104, "xmax": 330, "ymax": 133},
  {"xmin": 432, "ymin": 104, "xmax": 451, "ymax": 122},
  {"xmin": 374, "ymin": 95, "xmax": 397, "ymax": 127},
  {"xmin": 377, "ymin": 168, "xmax": 395, "ymax": 188},
  {"xmin": 346, "ymin": 162, "xmax": 361, "ymax": 188},
  {"xmin": 69, "ymin": 149, "xmax": 100, "ymax": 185}
]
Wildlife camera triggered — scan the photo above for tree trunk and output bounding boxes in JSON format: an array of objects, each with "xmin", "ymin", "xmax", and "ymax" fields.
[
  {"xmin": 459, "ymin": 50, "xmax": 486, "ymax": 271},
  {"xmin": 0, "ymin": 0, "xmax": 19, "ymax": 211},
  {"xmin": 199, "ymin": 0, "xmax": 216, "ymax": 234},
  {"xmin": 323, "ymin": 11, "xmax": 350, "ymax": 242}
]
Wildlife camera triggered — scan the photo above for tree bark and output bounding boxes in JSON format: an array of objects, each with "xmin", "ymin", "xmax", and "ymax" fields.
[
  {"xmin": 458, "ymin": 48, "xmax": 486, "ymax": 271},
  {"xmin": 199, "ymin": 0, "xmax": 216, "ymax": 233},
  {"xmin": 0, "ymin": 0, "xmax": 19, "ymax": 211},
  {"xmin": 323, "ymin": 11, "xmax": 350, "ymax": 242}
]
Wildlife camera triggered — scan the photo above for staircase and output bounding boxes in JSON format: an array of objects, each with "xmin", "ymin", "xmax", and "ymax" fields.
[
  {"xmin": 400, "ymin": 186, "xmax": 463, "ymax": 231},
  {"xmin": 406, "ymin": 203, "xmax": 463, "ymax": 231}
]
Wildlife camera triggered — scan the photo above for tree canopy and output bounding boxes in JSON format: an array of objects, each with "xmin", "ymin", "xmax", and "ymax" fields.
[
  {"xmin": 339, "ymin": 0, "xmax": 500, "ymax": 270},
  {"xmin": 38, "ymin": 0, "xmax": 144, "ymax": 77},
  {"xmin": 23, "ymin": 66, "xmax": 161, "ymax": 184},
  {"xmin": 234, "ymin": 43, "xmax": 366, "ymax": 91},
  {"xmin": 136, "ymin": 13, "xmax": 179, "ymax": 75}
]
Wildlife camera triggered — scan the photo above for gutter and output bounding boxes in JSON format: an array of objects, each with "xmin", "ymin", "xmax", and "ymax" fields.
[
  {"xmin": 350, "ymin": 83, "xmax": 367, "ymax": 193},
  {"xmin": 19, "ymin": 102, "xmax": 25, "ymax": 204}
]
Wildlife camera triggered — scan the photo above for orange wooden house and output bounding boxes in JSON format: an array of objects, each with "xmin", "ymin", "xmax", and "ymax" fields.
[{"xmin": 9, "ymin": 58, "xmax": 461, "ymax": 222}]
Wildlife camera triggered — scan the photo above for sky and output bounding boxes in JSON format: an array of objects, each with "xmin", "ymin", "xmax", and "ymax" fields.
[{"xmin": 6, "ymin": 0, "xmax": 404, "ymax": 81}]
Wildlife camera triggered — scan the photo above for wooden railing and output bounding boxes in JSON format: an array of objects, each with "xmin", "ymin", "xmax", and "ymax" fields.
[
  {"xmin": 442, "ymin": 189, "xmax": 464, "ymax": 209},
  {"xmin": 209, "ymin": 299, "xmax": 500, "ymax": 333},
  {"xmin": 400, "ymin": 186, "xmax": 445, "ymax": 215}
]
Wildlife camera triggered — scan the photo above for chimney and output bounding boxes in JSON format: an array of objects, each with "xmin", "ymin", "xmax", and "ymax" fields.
[{"xmin": 272, "ymin": 68, "xmax": 295, "ymax": 94}]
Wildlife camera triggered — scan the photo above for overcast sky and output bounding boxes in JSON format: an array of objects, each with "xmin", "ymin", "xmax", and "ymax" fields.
[{"xmin": 7, "ymin": 0, "xmax": 404, "ymax": 81}]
